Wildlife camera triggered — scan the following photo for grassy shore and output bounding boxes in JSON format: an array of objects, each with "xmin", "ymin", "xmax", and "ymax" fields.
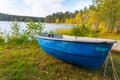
[
  {"xmin": 56, "ymin": 28, "xmax": 120, "ymax": 40},
  {"xmin": 0, "ymin": 41, "xmax": 120, "ymax": 80}
]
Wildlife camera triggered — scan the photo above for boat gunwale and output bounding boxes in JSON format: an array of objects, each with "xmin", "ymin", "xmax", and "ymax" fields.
[{"xmin": 38, "ymin": 35, "xmax": 117, "ymax": 44}]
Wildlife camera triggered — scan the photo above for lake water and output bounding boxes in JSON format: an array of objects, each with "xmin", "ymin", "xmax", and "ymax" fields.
[{"xmin": 0, "ymin": 21, "xmax": 71, "ymax": 34}]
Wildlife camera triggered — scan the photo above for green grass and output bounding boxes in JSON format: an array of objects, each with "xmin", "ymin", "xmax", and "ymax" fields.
[{"xmin": 0, "ymin": 41, "xmax": 120, "ymax": 80}]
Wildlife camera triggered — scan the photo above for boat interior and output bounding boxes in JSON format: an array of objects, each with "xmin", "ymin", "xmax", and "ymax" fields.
[
  {"xmin": 38, "ymin": 33, "xmax": 63, "ymax": 38},
  {"xmin": 38, "ymin": 33, "xmax": 117, "ymax": 43}
]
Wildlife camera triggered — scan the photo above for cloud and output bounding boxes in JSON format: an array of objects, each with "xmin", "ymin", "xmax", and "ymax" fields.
[
  {"xmin": 0, "ymin": 0, "xmax": 27, "ymax": 15},
  {"xmin": 73, "ymin": 0, "xmax": 93, "ymax": 11},
  {"xmin": 0, "ymin": 0, "xmax": 92, "ymax": 17},
  {"xmin": 23, "ymin": 0, "xmax": 67, "ymax": 17},
  {"xmin": 23, "ymin": 0, "xmax": 92, "ymax": 17},
  {"xmin": 0, "ymin": 0, "xmax": 10, "ymax": 13}
]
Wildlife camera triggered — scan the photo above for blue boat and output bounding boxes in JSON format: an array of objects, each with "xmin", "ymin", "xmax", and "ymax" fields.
[{"xmin": 37, "ymin": 33, "xmax": 117, "ymax": 69}]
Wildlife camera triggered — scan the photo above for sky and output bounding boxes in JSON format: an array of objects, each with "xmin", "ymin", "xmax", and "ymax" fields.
[{"xmin": 0, "ymin": 0, "xmax": 92, "ymax": 17}]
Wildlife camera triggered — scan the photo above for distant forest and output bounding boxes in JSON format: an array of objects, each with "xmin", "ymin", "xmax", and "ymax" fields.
[
  {"xmin": 45, "ymin": 0, "xmax": 120, "ymax": 33},
  {"xmin": 0, "ymin": 13, "xmax": 45, "ymax": 22}
]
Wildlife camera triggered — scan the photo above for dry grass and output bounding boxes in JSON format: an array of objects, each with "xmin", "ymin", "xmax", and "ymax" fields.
[{"xmin": 56, "ymin": 28, "xmax": 72, "ymax": 35}]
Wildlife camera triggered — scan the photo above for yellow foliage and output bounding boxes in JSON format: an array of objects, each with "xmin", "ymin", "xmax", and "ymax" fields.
[
  {"xmin": 87, "ymin": 10, "xmax": 98, "ymax": 26},
  {"xmin": 75, "ymin": 13, "xmax": 81, "ymax": 24},
  {"xmin": 69, "ymin": 18, "xmax": 74, "ymax": 23},
  {"xmin": 55, "ymin": 18, "xmax": 60, "ymax": 23},
  {"xmin": 99, "ymin": 22, "xmax": 107, "ymax": 33},
  {"xmin": 64, "ymin": 18, "xmax": 74, "ymax": 23},
  {"xmin": 65, "ymin": 18, "xmax": 70, "ymax": 23}
]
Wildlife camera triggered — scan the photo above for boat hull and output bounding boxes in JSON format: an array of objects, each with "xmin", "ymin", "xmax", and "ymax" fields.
[{"xmin": 37, "ymin": 37, "xmax": 113, "ymax": 69}]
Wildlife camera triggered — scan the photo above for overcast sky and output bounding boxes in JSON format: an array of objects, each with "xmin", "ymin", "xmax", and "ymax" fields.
[{"xmin": 0, "ymin": 0, "xmax": 92, "ymax": 17}]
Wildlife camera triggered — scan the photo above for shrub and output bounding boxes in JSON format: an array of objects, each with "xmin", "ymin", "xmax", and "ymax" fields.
[
  {"xmin": 0, "ymin": 36, "xmax": 4, "ymax": 44},
  {"xmin": 10, "ymin": 21, "xmax": 20, "ymax": 37},
  {"xmin": 71, "ymin": 26, "xmax": 80, "ymax": 36},
  {"xmin": 6, "ymin": 34, "xmax": 28, "ymax": 44},
  {"xmin": 23, "ymin": 18, "xmax": 44, "ymax": 40},
  {"xmin": 71, "ymin": 25, "xmax": 92, "ymax": 37},
  {"xmin": 7, "ymin": 21, "xmax": 28, "ymax": 44},
  {"xmin": 0, "ymin": 28, "xmax": 4, "ymax": 44}
]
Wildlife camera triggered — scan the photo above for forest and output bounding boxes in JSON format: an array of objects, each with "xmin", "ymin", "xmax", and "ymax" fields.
[
  {"xmin": 45, "ymin": 0, "xmax": 120, "ymax": 33},
  {"xmin": 0, "ymin": 13, "xmax": 45, "ymax": 22}
]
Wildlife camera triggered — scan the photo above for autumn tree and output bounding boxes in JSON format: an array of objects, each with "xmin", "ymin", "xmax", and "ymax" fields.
[
  {"xmin": 55, "ymin": 18, "xmax": 60, "ymax": 23},
  {"xmin": 93, "ymin": 0, "xmax": 120, "ymax": 33}
]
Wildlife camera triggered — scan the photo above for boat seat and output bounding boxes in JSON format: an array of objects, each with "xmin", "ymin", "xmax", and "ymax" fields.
[
  {"xmin": 38, "ymin": 33, "xmax": 63, "ymax": 39},
  {"xmin": 48, "ymin": 34, "xmax": 54, "ymax": 37}
]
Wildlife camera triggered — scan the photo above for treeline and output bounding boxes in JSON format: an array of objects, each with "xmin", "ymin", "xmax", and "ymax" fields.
[
  {"xmin": 45, "ymin": 11, "xmax": 75, "ymax": 23},
  {"xmin": 45, "ymin": 10, "xmax": 81, "ymax": 23},
  {"xmin": 45, "ymin": 0, "xmax": 120, "ymax": 33},
  {"xmin": 0, "ymin": 13, "xmax": 45, "ymax": 22}
]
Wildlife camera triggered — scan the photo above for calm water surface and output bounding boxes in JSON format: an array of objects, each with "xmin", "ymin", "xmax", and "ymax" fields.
[{"xmin": 0, "ymin": 21, "xmax": 71, "ymax": 33}]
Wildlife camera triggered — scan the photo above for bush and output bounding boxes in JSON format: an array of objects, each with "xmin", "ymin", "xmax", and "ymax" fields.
[
  {"xmin": 71, "ymin": 25, "xmax": 92, "ymax": 37},
  {"xmin": 5, "ymin": 19, "xmax": 44, "ymax": 44},
  {"xmin": 7, "ymin": 21, "xmax": 28, "ymax": 44},
  {"xmin": 0, "ymin": 36, "xmax": 4, "ymax": 44},
  {"xmin": 71, "ymin": 26, "xmax": 80, "ymax": 36},
  {"xmin": 0, "ymin": 28, "xmax": 4, "ymax": 44},
  {"xmin": 6, "ymin": 34, "xmax": 28, "ymax": 44},
  {"xmin": 23, "ymin": 18, "xmax": 44, "ymax": 40},
  {"xmin": 10, "ymin": 21, "xmax": 20, "ymax": 37}
]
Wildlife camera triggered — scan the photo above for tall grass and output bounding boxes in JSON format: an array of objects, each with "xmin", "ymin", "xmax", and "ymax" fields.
[
  {"xmin": 56, "ymin": 28, "xmax": 72, "ymax": 35},
  {"xmin": 56, "ymin": 26, "xmax": 120, "ymax": 40}
]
